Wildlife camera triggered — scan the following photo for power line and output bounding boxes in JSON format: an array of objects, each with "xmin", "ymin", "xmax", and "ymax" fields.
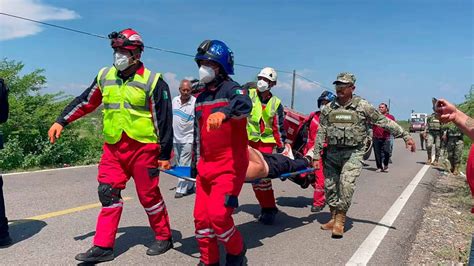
[
  {"xmin": 0, "ymin": 12, "xmax": 108, "ymax": 40},
  {"xmin": 295, "ymin": 73, "xmax": 331, "ymax": 90},
  {"xmin": 1, "ymin": 12, "xmax": 327, "ymax": 88}
]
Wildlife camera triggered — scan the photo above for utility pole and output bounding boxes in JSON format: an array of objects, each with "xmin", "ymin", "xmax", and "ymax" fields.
[
  {"xmin": 388, "ymin": 98, "xmax": 391, "ymax": 111},
  {"xmin": 291, "ymin": 70, "xmax": 296, "ymax": 109}
]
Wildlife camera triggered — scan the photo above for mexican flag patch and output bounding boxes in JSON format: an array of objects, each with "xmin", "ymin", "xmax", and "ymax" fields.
[{"xmin": 235, "ymin": 89, "xmax": 246, "ymax": 95}]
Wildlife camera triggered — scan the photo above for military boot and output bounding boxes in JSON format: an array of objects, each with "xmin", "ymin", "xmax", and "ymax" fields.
[
  {"xmin": 453, "ymin": 164, "xmax": 461, "ymax": 176},
  {"xmin": 426, "ymin": 154, "xmax": 432, "ymax": 165},
  {"xmin": 321, "ymin": 206, "xmax": 336, "ymax": 230},
  {"xmin": 432, "ymin": 157, "xmax": 439, "ymax": 166},
  {"xmin": 331, "ymin": 210, "xmax": 346, "ymax": 239},
  {"xmin": 75, "ymin": 246, "xmax": 114, "ymax": 262}
]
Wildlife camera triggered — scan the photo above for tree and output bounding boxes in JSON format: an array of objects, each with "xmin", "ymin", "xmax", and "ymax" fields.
[{"xmin": 0, "ymin": 58, "xmax": 102, "ymax": 170}]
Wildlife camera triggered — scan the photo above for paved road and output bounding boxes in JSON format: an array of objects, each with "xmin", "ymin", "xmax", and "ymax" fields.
[{"xmin": 0, "ymin": 134, "xmax": 439, "ymax": 265}]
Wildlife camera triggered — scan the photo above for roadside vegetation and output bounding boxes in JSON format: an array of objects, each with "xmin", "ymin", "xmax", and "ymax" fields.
[
  {"xmin": 408, "ymin": 87, "xmax": 473, "ymax": 264},
  {"xmin": 0, "ymin": 59, "xmax": 103, "ymax": 171}
]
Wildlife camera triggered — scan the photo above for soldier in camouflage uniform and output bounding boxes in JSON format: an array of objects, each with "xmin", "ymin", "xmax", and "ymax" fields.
[
  {"xmin": 438, "ymin": 123, "xmax": 451, "ymax": 171},
  {"xmin": 445, "ymin": 126, "xmax": 464, "ymax": 175},
  {"xmin": 312, "ymin": 72, "xmax": 416, "ymax": 238},
  {"xmin": 424, "ymin": 113, "xmax": 442, "ymax": 165}
]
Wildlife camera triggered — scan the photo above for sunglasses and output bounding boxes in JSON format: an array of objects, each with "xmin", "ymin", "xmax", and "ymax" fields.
[{"xmin": 335, "ymin": 83, "xmax": 352, "ymax": 89}]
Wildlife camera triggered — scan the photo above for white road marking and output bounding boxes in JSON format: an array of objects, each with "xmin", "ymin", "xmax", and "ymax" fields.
[
  {"xmin": 2, "ymin": 165, "xmax": 97, "ymax": 177},
  {"xmin": 346, "ymin": 163, "xmax": 431, "ymax": 265}
]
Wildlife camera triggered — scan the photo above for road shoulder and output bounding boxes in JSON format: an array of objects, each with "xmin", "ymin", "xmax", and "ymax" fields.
[{"xmin": 408, "ymin": 170, "xmax": 473, "ymax": 264}]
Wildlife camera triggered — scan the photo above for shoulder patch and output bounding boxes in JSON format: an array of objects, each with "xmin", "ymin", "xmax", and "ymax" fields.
[{"xmin": 235, "ymin": 89, "xmax": 246, "ymax": 95}]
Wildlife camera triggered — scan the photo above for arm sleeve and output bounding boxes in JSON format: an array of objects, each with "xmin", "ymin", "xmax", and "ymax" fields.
[
  {"xmin": 312, "ymin": 114, "xmax": 327, "ymax": 160},
  {"xmin": 191, "ymin": 111, "xmax": 200, "ymax": 180},
  {"xmin": 219, "ymin": 85, "xmax": 252, "ymax": 119},
  {"xmin": 150, "ymin": 77, "xmax": 173, "ymax": 160},
  {"xmin": 272, "ymin": 104, "xmax": 287, "ymax": 148},
  {"xmin": 55, "ymin": 78, "xmax": 102, "ymax": 126},
  {"xmin": 363, "ymin": 101, "xmax": 410, "ymax": 141}
]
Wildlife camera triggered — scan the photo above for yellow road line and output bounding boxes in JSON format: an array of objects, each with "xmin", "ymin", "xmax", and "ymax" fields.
[{"xmin": 9, "ymin": 197, "xmax": 132, "ymax": 225}]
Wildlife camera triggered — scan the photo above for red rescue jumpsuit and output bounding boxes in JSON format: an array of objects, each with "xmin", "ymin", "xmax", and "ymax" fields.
[
  {"xmin": 55, "ymin": 64, "xmax": 173, "ymax": 248},
  {"xmin": 301, "ymin": 111, "xmax": 326, "ymax": 208},
  {"xmin": 192, "ymin": 79, "xmax": 252, "ymax": 264},
  {"xmin": 466, "ymin": 144, "xmax": 474, "ymax": 213}
]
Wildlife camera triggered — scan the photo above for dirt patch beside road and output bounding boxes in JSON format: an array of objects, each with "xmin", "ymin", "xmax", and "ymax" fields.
[{"xmin": 408, "ymin": 170, "xmax": 473, "ymax": 264}]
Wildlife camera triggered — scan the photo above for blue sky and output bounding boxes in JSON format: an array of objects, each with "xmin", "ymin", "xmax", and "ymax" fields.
[{"xmin": 0, "ymin": 0, "xmax": 472, "ymax": 120}]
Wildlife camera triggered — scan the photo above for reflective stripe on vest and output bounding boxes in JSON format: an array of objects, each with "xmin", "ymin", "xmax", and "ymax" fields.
[
  {"xmin": 97, "ymin": 67, "xmax": 161, "ymax": 144},
  {"xmin": 246, "ymin": 88, "xmax": 281, "ymax": 143}
]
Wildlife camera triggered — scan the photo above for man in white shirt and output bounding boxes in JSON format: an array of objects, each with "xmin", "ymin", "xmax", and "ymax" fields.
[{"xmin": 172, "ymin": 79, "xmax": 196, "ymax": 198}]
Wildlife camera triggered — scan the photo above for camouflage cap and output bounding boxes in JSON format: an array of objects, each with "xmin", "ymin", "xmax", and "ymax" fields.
[{"xmin": 333, "ymin": 72, "xmax": 356, "ymax": 84}]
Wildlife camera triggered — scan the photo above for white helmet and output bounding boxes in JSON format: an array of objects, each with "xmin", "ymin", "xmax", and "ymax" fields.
[{"xmin": 257, "ymin": 67, "xmax": 277, "ymax": 83}]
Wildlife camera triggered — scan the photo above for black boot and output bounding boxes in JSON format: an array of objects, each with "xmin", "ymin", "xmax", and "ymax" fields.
[
  {"xmin": 75, "ymin": 246, "xmax": 114, "ymax": 262},
  {"xmin": 288, "ymin": 174, "xmax": 313, "ymax": 189},
  {"xmin": 146, "ymin": 238, "xmax": 173, "ymax": 256},
  {"xmin": 0, "ymin": 234, "xmax": 12, "ymax": 247},
  {"xmin": 311, "ymin": 205, "xmax": 324, "ymax": 213},
  {"xmin": 258, "ymin": 207, "xmax": 278, "ymax": 225},
  {"xmin": 197, "ymin": 261, "xmax": 219, "ymax": 266},
  {"xmin": 226, "ymin": 243, "xmax": 247, "ymax": 266}
]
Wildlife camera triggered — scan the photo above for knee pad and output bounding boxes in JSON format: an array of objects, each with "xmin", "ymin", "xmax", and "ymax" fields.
[
  {"xmin": 224, "ymin": 194, "xmax": 239, "ymax": 208},
  {"xmin": 97, "ymin": 183, "xmax": 122, "ymax": 207}
]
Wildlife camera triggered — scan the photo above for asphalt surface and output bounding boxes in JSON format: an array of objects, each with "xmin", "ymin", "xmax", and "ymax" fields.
[{"xmin": 0, "ymin": 134, "xmax": 439, "ymax": 265}]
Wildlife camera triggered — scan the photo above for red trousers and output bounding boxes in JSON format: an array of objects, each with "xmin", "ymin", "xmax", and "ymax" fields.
[
  {"xmin": 194, "ymin": 150, "xmax": 248, "ymax": 264},
  {"xmin": 311, "ymin": 159, "xmax": 325, "ymax": 207},
  {"xmin": 249, "ymin": 141, "xmax": 277, "ymax": 208},
  {"xmin": 93, "ymin": 134, "xmax": 171, "ymax": 248},
  {"xmin": 467, "ymin": 144, "xmax": 474, "ymax": 213}
]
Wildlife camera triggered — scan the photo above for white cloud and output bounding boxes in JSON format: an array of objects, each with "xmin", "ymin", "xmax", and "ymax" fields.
[
  {"xmin": 0, "ymin": 0, "xmax": 79, "ymax": 41},
  {"xmin": 274, "ymin": 73, "xmax": 322, "ymax": 92},
  {"xmin": 163, "ymin": 72, "xmax": 181, "ymax": 93}
]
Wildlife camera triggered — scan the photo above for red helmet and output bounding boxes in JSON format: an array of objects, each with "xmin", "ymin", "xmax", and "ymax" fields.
[{"xmin": 109, "ymin": 28, "xmax": 144, "ymax": 51}]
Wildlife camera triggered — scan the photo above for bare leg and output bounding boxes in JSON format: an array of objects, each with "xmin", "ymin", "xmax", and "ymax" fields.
[{"xmin": 246, "ymin": 147, "xmax": 269, "ymax": 181}]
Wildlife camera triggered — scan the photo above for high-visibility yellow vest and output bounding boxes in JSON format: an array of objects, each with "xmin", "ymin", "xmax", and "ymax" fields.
[
  {"xmin": 247, "ymin": 88, "xmax": 281, "ymax": 143},
  {"xmin": 97, "ymin": 67, "xmax": 161, "ymax": 144}
]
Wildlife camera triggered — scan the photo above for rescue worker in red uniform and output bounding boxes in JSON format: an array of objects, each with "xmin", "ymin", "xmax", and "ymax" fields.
[
  {"xmin": 191, "ymin": 40, "xmax": 252, "ymax": 266},
  {"xmin": 303, "ymin": 91, "xmax": 335, "ymax": 213},
  {"xmin": 246, "ymin": 67, "xmax": 286, "ymax": 225},
  {"xmin": 47, "ymin": 28, "xmax": 174, "ymax": 263}
]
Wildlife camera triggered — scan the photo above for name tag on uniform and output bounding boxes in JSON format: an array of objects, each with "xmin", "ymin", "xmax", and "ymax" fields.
[{"xmin": 328, "ymin": 112, "xmax": 356, "ymax": 124}]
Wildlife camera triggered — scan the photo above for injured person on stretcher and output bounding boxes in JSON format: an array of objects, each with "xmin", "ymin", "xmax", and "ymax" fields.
[{"xmin": 246, "ymin": 144, "xmax": 314, "ymax": 187}]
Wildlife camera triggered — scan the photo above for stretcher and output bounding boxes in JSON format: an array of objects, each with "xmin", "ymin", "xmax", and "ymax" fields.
[{"xmin": 163, "ymin": 166, "xmax": 315, "ymax": 184}]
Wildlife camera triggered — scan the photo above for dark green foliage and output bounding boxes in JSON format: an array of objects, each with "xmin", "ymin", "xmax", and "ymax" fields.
[{"xmin": 0, "ymin": 58, "xmax": 103, "ymax": 171}]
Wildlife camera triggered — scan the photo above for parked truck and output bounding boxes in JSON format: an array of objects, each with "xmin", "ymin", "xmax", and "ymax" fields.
[{"xmin": 409, "ymin": 112, "xmax": 428, "ymax": 132}]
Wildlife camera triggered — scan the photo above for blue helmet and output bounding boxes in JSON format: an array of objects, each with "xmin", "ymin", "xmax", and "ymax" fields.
[
  {"xmin": 317, "ymin": 90, "xmax": 336, "ymax": 108},
  {"xmin": 195, "ymin": 40, "xmax": 234, "ymax": 75}
]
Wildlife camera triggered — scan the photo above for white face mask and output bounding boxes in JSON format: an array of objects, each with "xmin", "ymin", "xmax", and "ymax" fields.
[
  {"xmin": 114, "ymin": 52, "xmax": 131, "ymax": 71},
  {"xmin": 199, "ymin": 65, "xmax": 216, "ymax": 84},
  {"xmin": 257, "ymin": 79, "xmax": 269, "ymax": 92}
]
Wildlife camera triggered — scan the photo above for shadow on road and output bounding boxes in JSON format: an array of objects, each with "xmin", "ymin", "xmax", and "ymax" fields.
[
  {"xmin": 235, "ymin": 204, "xmax": 319, "ymax": 249},
  {"xmin": 364, "ymin": 167, "xmax": 379, "ymax": 172},
  {"xmin": 71, "ymin": 203, "xmax": 338, "ymax": 262},
  {"xmin": 276, "ymin": 196, "xmax": 313, "ymax": 208},
  {"xmin": 6, "ymin": 219, "xmax": 47, "ymax": 247},
  {"xmin": 74, "ymin": 226, "xmax": 194, "ymax": 259},
  {"xmin": 346, "ymin": 216, "xmax": 396, "ymax": 230}
]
